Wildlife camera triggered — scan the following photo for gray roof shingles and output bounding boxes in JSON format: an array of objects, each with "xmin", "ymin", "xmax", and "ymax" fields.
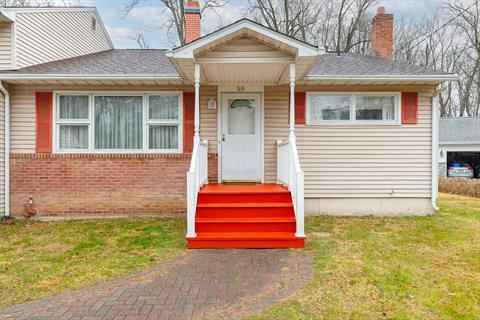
[
  {"xmin": 308, "ymin": 52, "xmax": 451, "ymax": 77},
  {"xmin": 0, "ymin": 49, "xmax": 453, "ymax": 78},
  {"xmin": 440, "ymin": 117, "xmax": 480, "ymax": 143},
  {"xmin": 0, "ymin": 49, "xmax": 179, "ymax": 76}
]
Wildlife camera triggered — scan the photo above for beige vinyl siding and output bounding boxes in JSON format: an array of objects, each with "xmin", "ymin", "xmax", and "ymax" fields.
[
  {"xmin": 15, "ymin": 10, "xmax": 112, "ymax": 68},
  {"xmin": 0, "ymin": 93, "xmax": 4, "ymax": 215},
  {"xmin": 264, "ymin": 86, "xmax": 289, "ymax": 182},
  {"xmin": 197, "ymin": 37, "xmax": 294, "ymax": 63},
  {"xmin": 265, "ymin": 85, "xmax": 434, "ymax": 198},
  {"xmin": 0, "ymin": 22, "xmax": 12, "ymax": 70},
  {"xmin": 9, "ymin": 84, "xmax": 217, "ymax": 154}
]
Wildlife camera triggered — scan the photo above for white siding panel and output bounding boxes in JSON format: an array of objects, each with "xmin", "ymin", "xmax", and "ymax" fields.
[
  {"xmin": 0, "ymin": 22, "xmax": 12, "ymax": 70},
  {"xmin": 15, "ymin": 10, "xmax": 112, "ymax": 68},
  {"xmin": 264, "ymin": 85, "xmax": 434, "ymax": 198}
]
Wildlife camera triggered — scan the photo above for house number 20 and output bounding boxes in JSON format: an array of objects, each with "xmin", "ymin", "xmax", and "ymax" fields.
[{"xmin": 236, "ymin": 85, "xmax": 246, "ymax": 92}]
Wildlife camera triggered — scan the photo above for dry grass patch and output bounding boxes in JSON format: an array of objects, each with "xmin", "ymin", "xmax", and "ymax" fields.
[
  {"xmin": 0, "ymin": 217, "xmax": 186, "ymax": 308},
  {"xmin": 252, "ymin": 193, "xmax": 480, "ymax": 320},
  {"xmin": 439, "ymin": 176, "xmax": 480, "ymax": 197}
]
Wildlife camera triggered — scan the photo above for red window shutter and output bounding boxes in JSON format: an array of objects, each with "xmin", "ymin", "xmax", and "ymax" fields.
[
  {"xmin": 293, "ymin": 92, "xmax": 306, "ymax": 124},
  {"xmin": 402, "ymin": 92, "xmax": 418, "ymax": 124},
  {"xmin": 35, "ymin": 92, "xmax": 52, "ymax": 153},
  {"xmin": 183, "ymin": 92, "xmax": 195, "ymax": 153}
]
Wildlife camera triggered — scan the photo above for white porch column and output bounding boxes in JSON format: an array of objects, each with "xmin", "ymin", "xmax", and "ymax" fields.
[
  {"xmin": 194, "ymin": 63, "xmax": 200, "ymax": 142},
  {"xmin": 289, "ymin": 63, "xmax": 296, "ymax": 142}
]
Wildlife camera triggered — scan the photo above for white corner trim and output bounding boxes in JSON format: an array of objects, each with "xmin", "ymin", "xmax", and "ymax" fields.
[
  {"xmin": 0, "ymin": 81, "xmax": 9, "ymax": 217},
  {"xmin": 431, "ymin": 93, "xmax": 440, "ymax": 211}
]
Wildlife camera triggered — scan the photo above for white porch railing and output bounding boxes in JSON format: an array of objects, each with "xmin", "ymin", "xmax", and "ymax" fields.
[
  {"xmin": 277, "ymin": 139, "xmax": 305, "ymax": 238},
  {"xmin": 186, "ymin": 139, "xmax": 208, "ymax": 238}
]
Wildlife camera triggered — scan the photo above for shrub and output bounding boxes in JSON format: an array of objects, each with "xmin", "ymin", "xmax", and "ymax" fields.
[{"xmin": 439, "ymin": 177, "xmax": 480, "ymax": 198}]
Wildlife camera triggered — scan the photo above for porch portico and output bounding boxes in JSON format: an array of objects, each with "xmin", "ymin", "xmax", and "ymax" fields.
[{"xmin": 167, "ymin": 19, "xmax": 321, "ymax": 248}]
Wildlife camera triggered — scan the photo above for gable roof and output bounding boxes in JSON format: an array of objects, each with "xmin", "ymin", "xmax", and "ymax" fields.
[
  {"xmin": 307, "ymin": 52, "xmax": 457, "ymax": 80},
  {"xmin": 0, "ymin": 49, "xmax": 180, "ymax": 79},
  {"xmin": 440, "ymin": 117, "xmax": 480, "ymax": 144},
  {"xmin": 168, "ymin": 18, "xmax": 321, "ymax": 59},
  {"xmin": 0, "ymin": 6, "xmax": 114, "ymax": 49}
]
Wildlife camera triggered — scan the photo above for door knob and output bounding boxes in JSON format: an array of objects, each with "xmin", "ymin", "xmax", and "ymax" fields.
[{"xmin": 222, "ymin": 134, "xmax": 225, "ymax": 142}]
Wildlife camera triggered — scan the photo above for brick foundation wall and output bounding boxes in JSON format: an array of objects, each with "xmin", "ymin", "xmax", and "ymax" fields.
[{"xmin": 10, "ymin": 153, "xmax": 218, "ymax": 217}]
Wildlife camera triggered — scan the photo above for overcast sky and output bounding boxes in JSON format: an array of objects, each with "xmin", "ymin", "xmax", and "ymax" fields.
[{"xmin": 78, "ymin": 0, "xmax": 445, "ymax": 49}]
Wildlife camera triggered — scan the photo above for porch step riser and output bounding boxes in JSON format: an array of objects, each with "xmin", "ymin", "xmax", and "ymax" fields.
[
  {"xmin": 188, "ymin": 239, "xmax": 305, "ymax": 249},
  {"xmin": 197, "ymin": 193, "xmax": 292, "ymax": 204},
  {"xmin": 190, "ymin": 184, "xmax": 304, "ymax": 249},
  {"xmin": 196, "ymin": 207, "xmax": 294, "ymax": 218},
  {"xmin": 195, "ymin": 222, "xmax": 296, "ymax": 233}
]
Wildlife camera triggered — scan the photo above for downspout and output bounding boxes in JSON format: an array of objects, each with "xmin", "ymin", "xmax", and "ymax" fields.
[
  {"xmin": 0, "ymin": 81, "xmax": 9, "ymax": 218},
  {"xmin": 431, "ymin": 83, "xmax": 447, "ymax": 211}
]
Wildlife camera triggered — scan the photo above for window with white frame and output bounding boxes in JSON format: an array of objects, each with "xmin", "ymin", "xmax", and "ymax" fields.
[
  {"xmin": 307, "ymin": 93, "xmax": 400, "ymax": 124},
  {"xmin": 55, "ymin": 92, "xmax": 182, "ymax": 152}
]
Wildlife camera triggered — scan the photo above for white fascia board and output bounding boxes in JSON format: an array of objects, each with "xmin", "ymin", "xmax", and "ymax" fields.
[
  {"xmin": 93, "ymin": 8, "xmax": 114, "ymax": 49},
  {"xmin": 0, "ymin": 74, "xmax": 182, "ymax": 80},
  {"xmin": 168, "ymin": 20, "xmax": 320, "ymax": 59},
  {"xmin": 1, "ymin": 7, "xmax": 98, "ymax": 13},
  {"xmin": 305, "ymin": 74, "xmax": 460, "ymax": 81},
  {"xmin": 440, "ymin": 141, "xmax": 480, "ymax": 145}
]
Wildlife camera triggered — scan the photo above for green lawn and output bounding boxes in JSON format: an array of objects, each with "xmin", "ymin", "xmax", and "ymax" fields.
[
  {"xmin": 0, "ymin": 217, "xmax": 186, "ymax": 308},
  {"xmin": 0, "ymin": 194, "xmax": 479, "ymax": 319},
  {"xmin": 252, "ymin": 193, "xmax": 480, "ymax": 320}
]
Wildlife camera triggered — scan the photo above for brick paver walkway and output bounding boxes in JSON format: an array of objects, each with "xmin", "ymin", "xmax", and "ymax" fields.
[{"xmin": 0, "ymin": 249, "xmax": 313, "ymax": 320}]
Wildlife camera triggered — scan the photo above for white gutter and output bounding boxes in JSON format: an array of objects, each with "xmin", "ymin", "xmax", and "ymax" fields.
[
  {"xmin": 0, "ymin": 74, "xmax": 182, "ymax": 80},
  {"xmin": 305, "ymin": 74, "xmax": 460, "ymax": 81},
  {"xmin": 0, "ymin": 81, "xmax": 9, "ymax": 218},
  {"xmin": 431, "ymin": 83, "xmax": 449, "ymax": 211}
]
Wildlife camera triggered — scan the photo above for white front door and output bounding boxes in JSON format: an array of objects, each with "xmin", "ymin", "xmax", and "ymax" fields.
[{"xmin": 221, "ymin": 93, "xmax": 262, "ymax": 181}]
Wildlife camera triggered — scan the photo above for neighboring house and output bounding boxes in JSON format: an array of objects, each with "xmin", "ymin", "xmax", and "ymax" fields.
[
  {"xmin": 438, "ymin": 117, "xmax": 480, "ymax": 176},
  {"xmin": 0, "ymin": 3, "xmax": 457, "ymax": 248}
]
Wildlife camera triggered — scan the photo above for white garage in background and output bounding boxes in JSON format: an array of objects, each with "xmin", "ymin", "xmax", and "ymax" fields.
[{"xmin": 439, "ymin": 117, "xmax": 480, "ymax": 176}]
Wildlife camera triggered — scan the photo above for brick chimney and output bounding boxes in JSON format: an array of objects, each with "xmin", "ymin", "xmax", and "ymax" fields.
[
  {"xmin": 185, "ymin": 0, "xmax": 201, "ymax": 44},
  {"xmin": 371, "ymin": 6, "xmax": 393, "ymax": 60}
]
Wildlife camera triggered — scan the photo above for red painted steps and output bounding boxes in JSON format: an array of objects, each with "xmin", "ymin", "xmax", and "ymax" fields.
[{"xmin": 187, "ymin": 183, "xmax": 305, "ymax": 249}]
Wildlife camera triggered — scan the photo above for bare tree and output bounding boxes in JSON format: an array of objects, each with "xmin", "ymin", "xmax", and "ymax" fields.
[
  {"xmin": 131, "ymin": 31, "xmax": 151, "ymax": 49},
  {"xmin": 246, "ymin": 0, "xmax": 321, "ymax": 42},
  {"xmin": 125, "ymin": 0, "xmax": 229, "ymax": 46},
  {"xmin": 247, "ymin": 0, "xmax": 375, "ymax": 52}
]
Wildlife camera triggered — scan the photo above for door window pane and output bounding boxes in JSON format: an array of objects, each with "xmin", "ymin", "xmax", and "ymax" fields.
[
  {"xmin": 59, "ymin": 96, "xmax": 89, "ymax": 119},
  {"xmin": 94, "ymin": 96, "xmax": 143, "ymax": 149},
  {"xmin": 310, "ymin": 95, "xmax": 351, "ymax": 121},
  {"xmin": 149, "ymin": 125, "xmax": 178, "ymax": 149},
  {"xmin": 149, "ymin": 95, "xmax": 179, "ymax": 120},
  {"xmin": 59, "ymin": 125, "xmax": 88, "ymax": 149},
  {"xmin": 356, "ymin": 96, "xmax": 395, "ymax": 120},
  {"xmin": 228, "ymin": 99, "xmax": 255, "ymax": 134}
]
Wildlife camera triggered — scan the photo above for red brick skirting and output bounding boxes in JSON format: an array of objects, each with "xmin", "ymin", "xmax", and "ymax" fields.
[{"xmin": 10, "ymin": 153, "xmax": 218, "ymax": 217}]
